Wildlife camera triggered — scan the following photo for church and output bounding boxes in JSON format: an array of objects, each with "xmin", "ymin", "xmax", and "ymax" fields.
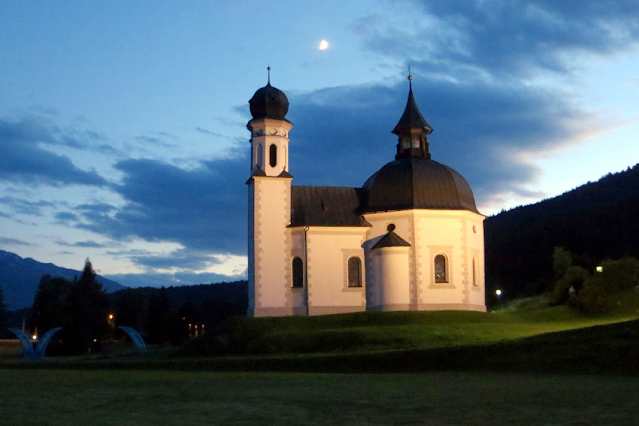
[{"xmin": 246, "ymin": 74, "xmax": 486, "ymax": 317}]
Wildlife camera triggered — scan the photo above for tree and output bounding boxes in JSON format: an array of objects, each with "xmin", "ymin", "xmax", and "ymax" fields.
[
  {"xmin": 65, "ymin": 258, "xmax": 110, "ymax": 354},
  {"xmin": 147, "ymin": 287, "xmax": 171, "ymax": 344},
  {"xmin": 552, "ymin": 247, "xmax": 573, "ymax": 280},
  {"xmin": 32, "ymin": 275, "xmax": 72, "ymax": 333}
]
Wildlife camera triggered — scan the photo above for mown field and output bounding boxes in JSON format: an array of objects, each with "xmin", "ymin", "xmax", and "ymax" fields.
[
  {"xmin": 1, "ymin": 292, "xmax": 639, "ymax": 424},
  {"xmin": 1, "ymin": 369, "xmax": 639, "ymax": 426}
]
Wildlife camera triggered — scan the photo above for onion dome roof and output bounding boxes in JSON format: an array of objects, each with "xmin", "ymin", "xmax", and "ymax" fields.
[
  {"xmin": 363, "ymin": 157, "xmax": 478, "ymax": 213},
  {"xmin": 248, "ymin": 83, "xmax": 289, "ymax": 121}
]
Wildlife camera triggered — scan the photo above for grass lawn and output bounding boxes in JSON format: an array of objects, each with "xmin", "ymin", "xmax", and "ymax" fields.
[{"xmin": 1, "ymin": 369, "xmax": 638, "ymax": 425}]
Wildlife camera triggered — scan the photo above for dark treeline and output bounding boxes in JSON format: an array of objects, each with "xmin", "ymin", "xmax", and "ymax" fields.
[
  {"xmin": 108, "ymin": 281, "xmax": 248, "ymax": 344},
  {"xmin": 485, "ymin": 163, "xmax": 639, "ymax": 299},
  {"xmin": 23, "ymin": 257, "xmax": 247, "ymax": 354}
]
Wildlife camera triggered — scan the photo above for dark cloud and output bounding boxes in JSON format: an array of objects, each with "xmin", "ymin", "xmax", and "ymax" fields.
[
  {"xmin": 0, "ymin": 117, "xmax": 108, "ymax": 186},
  {"xmin": 0, "ymin": 237, "xmax": 33, "ymax": 246},
  {"xmin": 135, "ymin": 134, "xmax": 178, "ymax": 148},
  {"xmin": 56, "ymin": 240, "xmax": 106, "ymax": 248},
  {"xmin": 76, "ymin": 153, "xmax": 247, "ymax": 255},
  {"xmin": 195, "ymin": 127, "xmax": 226, "ymax": 138},
  {"xmin": 286, "ymin": 75, "xmax": 592, "ymax": 208},
  {"xmin": 0, "ymin": 196, "xmax": 55, "ymax": 216},
  {"xmin": 71, "ymin": 73, "xmax": 592, "ymax": 254},
  {"xmin": 120, "ymin": 248, "xmax": 224, "ymax": 271},
  {"xmin": 54, "ymin": 211, "xmax": 79, "ymax": 224},
  {"xmin": 356, "ymin": 0, "xmax": 639, "ymax": 78},
  {"xmin": 76, "ymin": 203, "xmax": 117, "ymax": 213}
]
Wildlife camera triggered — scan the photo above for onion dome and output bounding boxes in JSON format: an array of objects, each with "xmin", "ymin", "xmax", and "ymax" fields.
[
  {"xmin": 363, "ymin": 158, "xmax": 479, "ymax": 213},
  {"xmin": 248, "ymin": 70, "xmax": 289, "ymax": 121},
  {"xmin": 362, "ymin": 75, "xmax": 478, "ymax": 214}
]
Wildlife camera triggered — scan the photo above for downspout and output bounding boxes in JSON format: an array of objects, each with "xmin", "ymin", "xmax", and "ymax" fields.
[{"xmin": 304, "ymin": 226, "xmax": 309, "ymax": 316}]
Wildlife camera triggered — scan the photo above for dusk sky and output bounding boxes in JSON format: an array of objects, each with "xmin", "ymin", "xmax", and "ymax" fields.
[{"xmin": 1, "ymin": 0, "xmax": 639, "ymax": 287}]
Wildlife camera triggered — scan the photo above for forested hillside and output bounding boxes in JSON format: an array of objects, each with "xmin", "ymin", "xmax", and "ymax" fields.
[{"xmin": 485, "ymin": 164, "xmax": 639, "ymax": 298}]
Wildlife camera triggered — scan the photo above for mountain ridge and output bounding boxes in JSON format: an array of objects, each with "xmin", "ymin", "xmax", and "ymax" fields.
[{"xmin": 0, "ymin": 250, "xmax": 126, "ymax": 309}]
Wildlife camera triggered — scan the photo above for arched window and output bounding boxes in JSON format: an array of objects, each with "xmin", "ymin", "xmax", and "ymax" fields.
[
  {"xmin": 347, "ymin": 257, "xmax": 362, "ymax": 287},
  {"xmin": 256, "ymin": 144, "xmax": 264, "ymax": 168},
  {"xmin": 434, "ymin": 254, "xmax": 448, "ymax": 283},
  {"xmin": 292, "ymin": 257, "xmax": 304, "ymax": 288},
  {"xmin": 283, "ymin": 145, "xmax": 287, "ymax": 171},
  {"xmin": 472, "ymin": 258, "xmax": 478, "ymax": 286},
  {"xmin": 269, "ymin": 144, "xmax": 277, "ymax": 168}
]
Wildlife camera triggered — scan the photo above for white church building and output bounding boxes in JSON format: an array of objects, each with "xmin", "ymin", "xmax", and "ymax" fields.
[{"xmin": 247, "ymin": 75, "xmax": 486, "ymax": 317}]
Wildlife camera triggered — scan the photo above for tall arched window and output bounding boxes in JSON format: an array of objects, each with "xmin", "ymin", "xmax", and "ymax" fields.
[
  {"xmin": 472, "ymin": 258, "xmax": 478, "ymax": 286},
  {"xmin": 434, "ymin": 254, "xmax": 448, "ymax": 283},
  {"xmin": 283, "ymin": 145, "xmax": 287, "ymax": 171},
  {"xmin": 269, "ymin": 144, "xmax": 277, "ymax": 167},
  {"xmin": 347, "ymin": 257, "xmax": 362, "ymax": 287},
  {"xmin": 256, "ymin": 144, "xmax": 264, "ymax": 168},
  {"xmin": 292, "ymin": 257, "xmax": 304, "ymax": 288}
]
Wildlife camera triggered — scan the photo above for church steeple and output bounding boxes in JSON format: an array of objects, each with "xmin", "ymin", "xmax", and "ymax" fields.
[{"xmin": 392, "ymin": 75, "xmax": 433, "ymax": 160}]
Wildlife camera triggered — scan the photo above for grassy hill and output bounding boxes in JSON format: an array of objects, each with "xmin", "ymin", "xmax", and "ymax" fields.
[
  {"xmin": 3, "ymin": 290, "xmax": 638, "ymax": 374},
  {"xmin": 180, "ymin": 290, "xmax": 639, "ymax": 357}
]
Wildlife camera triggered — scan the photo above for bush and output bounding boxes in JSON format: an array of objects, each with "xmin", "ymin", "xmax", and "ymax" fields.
[
  {"xmin": 551, "ymin": 266, "xmax": 589, "ymax": 305},
  {"xmin": 576, "ymin": 276, "xmax": 614, "ymax": 314},
  {"xmin": 598, "ymin": 258, "xmax": 639, "ymax": 293}
]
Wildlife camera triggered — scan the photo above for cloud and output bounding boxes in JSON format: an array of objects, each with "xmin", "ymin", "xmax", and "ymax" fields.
[
  {"xmin": 195, "ymin": 127, "xmax": 226, "ymax": 138},
  {"xmin": 285, "ymin": 75, "xmax": 595, "ymax": 208},
  {"xmin": 356, "ymin": 0, "xmax": 639, "ymax": 79},
  {"xmin": 76, "ymin": 152, "xmax": 247, "ymax": 255},
  {"xmin": 76, "ymin": 203, "xmax": 118, "ymax": 213},
  {"xmin": 135, "ymin": 134, "xmax": 178, "ymax": 148},
  {"xmin": 0, "ymin": 237, "xmax": 33, "ymax": 246},
  {"xmin": 56, "ymin": 240, "xmax": 106, "ymax": 248},
  {"xmin": 106, "ymin": 247, "xmax": 224, "ymax": 272},
  {"xmin": 104, "ymin": 271, "xmax": 245, "ymax": 288},
  {"xmin": 0, "ymin": 117, "xmax": 108, "ymax": 187},
  {"xmin": 0, "ymin": 196, "xmax": 56, "ymax": 216},
  {"xmin": 70, "ymin": 73, "xmax": 596, "ymax": 255},
  {"xmin": 54, "ymin": 211, "xmax": 80, "ymax": 224}
]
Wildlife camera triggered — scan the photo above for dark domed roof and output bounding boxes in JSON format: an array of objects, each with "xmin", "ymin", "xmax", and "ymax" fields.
[
  {"xmin": 249, "ymin": 83, "xmax": 289, "ymax": 120},
  {"xmin": 363, "ymin": 158, "xmax": 478, "ymax": 213}
]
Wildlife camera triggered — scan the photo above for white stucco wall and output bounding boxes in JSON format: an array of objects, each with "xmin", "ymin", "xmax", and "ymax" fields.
[
  {"xmin": 364, "ymin": 209, "xmax": 486, "ymax": 312},
  {"xmin": 371, "ymin": 246, "xmax": 411, "ymax": 310},
  {"xmin": 303, "ymin": 227, "xmax": 367, "ymax": 315},
  {"xmin": 248, "ymin": 176, "xmax": 292, "ymax": 316}
]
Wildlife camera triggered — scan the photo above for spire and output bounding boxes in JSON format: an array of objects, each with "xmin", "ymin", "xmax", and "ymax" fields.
[
  {"xmin": 392, "ymin": 73, "xmax": 433, "ymax": 160},
  {"xmin": 267, "ymin": 66, "xmax": 271, "ymax": 85},
  {"xmin": 392, "ymin": 74, "xmax": 432, "ymax": 136}
]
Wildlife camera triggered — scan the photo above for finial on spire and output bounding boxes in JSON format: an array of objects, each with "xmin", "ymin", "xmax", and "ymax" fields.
[
  {"xmin": 267, "ymin": 66, "xmax": 271, "ymax": 85},
  {"xmin": 407, "ymin": 65, "xmax": 412, "ymax": 89}
]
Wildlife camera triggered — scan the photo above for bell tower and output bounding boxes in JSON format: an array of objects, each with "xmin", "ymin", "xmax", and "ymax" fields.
[{"xmin": 247, "ymin": 68, "xmax": 294, "ymax": 317}]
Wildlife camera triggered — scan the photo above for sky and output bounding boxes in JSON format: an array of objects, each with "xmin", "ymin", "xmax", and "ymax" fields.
[{"xmin": 1, "ymin": 0, "xmax": 639, "ymax": 288}]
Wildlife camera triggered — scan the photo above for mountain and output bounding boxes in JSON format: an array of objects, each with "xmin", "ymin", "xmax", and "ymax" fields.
[
  {"xmin": 0, "ymin": 250, "xmax": 126, "ymax": 310},
  {"xmin": 485, "ymin": 163, "xmax": 639, "ymax": 299}
]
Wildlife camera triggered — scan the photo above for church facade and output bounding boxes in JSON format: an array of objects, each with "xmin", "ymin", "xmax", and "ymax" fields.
[{"xmin": 247, "ymin": 76, "xmax": 486, "ymax": 317}]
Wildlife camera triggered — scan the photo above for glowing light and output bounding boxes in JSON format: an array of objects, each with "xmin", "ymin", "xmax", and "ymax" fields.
[
  {"xmin": 108, "ymin": 314, "xmax": 114, "ymax": 320},
  {"xmin": 596, "ymin": 266, "xmax": 603, "ymax": 273},
  {"xmin": 319, "ymin": 40, "xmax": 329, "ymax": 50},
  {"xmin": 495, "ymin": 289, "xmax": 502, "ymax": 296},
  {"xmin": 32, "ymin": 335, "xmax": 37, "ymax": 340}
]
